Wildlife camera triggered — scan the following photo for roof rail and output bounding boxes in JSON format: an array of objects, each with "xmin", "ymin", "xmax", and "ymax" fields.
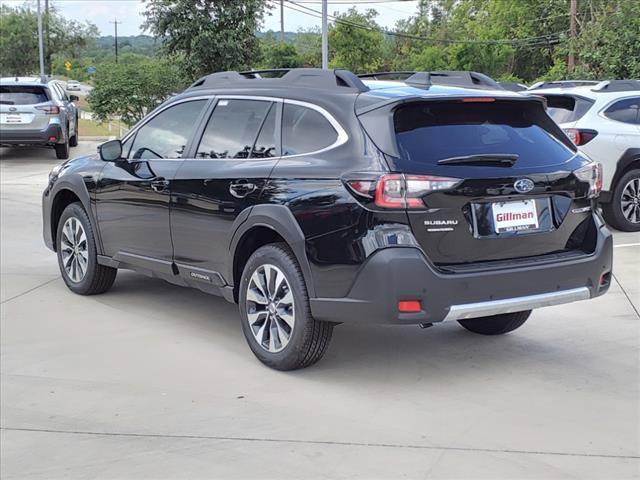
[
  {"xmin": 527, "ymin": 80, "xmax": 599, "ymax": 90},
  {"xmin": 591, "ymin": 80, "xmax": 640, "ymax": 93},
  {"xmin": 358, "ymin": 70, "xmax": 502, "ymax": 90},
  {"xmin": 498, "ymin": 81, "xmax": 528, "ymax": 92},
  {"xmin": 187, "ymin": 68, "xmax": 369, "ymax": 92}
]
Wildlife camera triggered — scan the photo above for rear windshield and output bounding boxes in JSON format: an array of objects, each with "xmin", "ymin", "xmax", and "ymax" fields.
[
  {"xmin": 542, "ymin": 94, "xmax": 594, "ymax": 124},
  {"xmin": 394, "ymin": 100, "xmax": 574, "ymax": 166},
  {"xmin": 0, "ymin": 86, "xmax": 50, "ymax": 105}
]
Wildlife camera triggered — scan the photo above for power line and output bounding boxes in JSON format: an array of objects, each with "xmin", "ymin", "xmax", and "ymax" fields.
[{"xmin": 280, "ymin": 0, "xmax": 566, "ymax": 47}]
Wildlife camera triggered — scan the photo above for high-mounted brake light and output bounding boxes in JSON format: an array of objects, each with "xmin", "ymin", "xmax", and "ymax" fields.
[
  {"xmin": 461, "ymin": 97, "xmax": 496, "ymax": 103},
  {"xmin": 574, "ymin": 162, "xmax": 602, "ymax": 198},
  {"xmin": 36, "ymin": 105, "xmax": 60, "ymax": 115},
  {"xmin": 564, "ymin": 128, "xmax": 598, "ymax": 146}
]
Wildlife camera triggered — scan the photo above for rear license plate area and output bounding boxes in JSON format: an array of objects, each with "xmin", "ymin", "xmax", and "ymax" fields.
[{"xmin": 471, "ymin": 197, "xmax": 553, "ymax": 237}]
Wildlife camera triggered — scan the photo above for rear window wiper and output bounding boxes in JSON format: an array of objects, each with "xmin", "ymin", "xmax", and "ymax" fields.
[{"xmin": 437, "ymin": 154, "xmax": 519, "ymax": 167}]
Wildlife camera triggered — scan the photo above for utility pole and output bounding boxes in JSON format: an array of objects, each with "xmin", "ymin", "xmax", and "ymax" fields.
[
  {"xmin": 568, "ymin": 0, "xmax": 577, "ymax": 73},
  {"xmin": 110, "ymin": 18, "xmax": 122, "ymax": 63},
  {"xmin": 321, "ymin": 0, "xmax": 328, "ymax": 69},
  {"xmin": 37, "ymin": 0, "xmax": 45, "ymax": 78},
  {"xmin": 45, "ymin": 0, "xmax": 50, "ymax": 75},
  {"xmin": 280, "ymin": 0, "xmax": 284, "ymax": 42}
]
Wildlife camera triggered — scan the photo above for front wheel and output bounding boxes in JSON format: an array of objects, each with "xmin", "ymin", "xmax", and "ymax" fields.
[
  {"xmin": 56, "ymin": 202, "xmax": 117, "ymax": 295},
  {"xmin": 458, "ymin": 311, "xmax": 531, "ymax": 335},
  {"xmin": 239, "ymin": 243, "xmax": 333, "ymax": 370},
  {"xmin": 69, "ymin": 117, "xmax": 78, "ymax": 147},
  {"xmin": 602, "ymin": 169, "xmax": 640, "ymax": 232}
]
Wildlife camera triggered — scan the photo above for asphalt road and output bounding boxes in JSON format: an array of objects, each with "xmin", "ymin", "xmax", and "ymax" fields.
[{"xmin": 1, "ymin": 142, "xmax": 639, "ymax": 479}]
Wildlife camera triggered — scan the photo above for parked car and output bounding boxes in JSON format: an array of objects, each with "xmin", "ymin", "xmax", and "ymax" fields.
[
  {"xmin": 530, "ymin": 80, "xmax": 640, "ymax": 231},
  {"xmin": 42, "ymin": 69, "xmax": 612, "ymax": 370},
  {"xmin": 66, "ymin": 80, "xmax": 81, "ymax": 91},
  {"xmin": 1, "ymin": 76, "xmax": 79, "ymax": 159}
]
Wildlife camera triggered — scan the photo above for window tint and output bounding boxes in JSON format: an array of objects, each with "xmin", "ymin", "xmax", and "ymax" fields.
[
  {"xmin": 603, "ymin": 97, "xmax": 640, "ymax": 125},
  {"xmin": 130, "ymin": 100, "xmax": 206, "ymax": 160},
  {"xmin": 282, "ymin": 103, "xmax": 338, "ymax": 156},
  {"xmin": 0, "ymin": 86, "xmax": 49, "ymax": 105},
  {"xmin": 394, "ymin": 101, "xmax": 574, "ymax": 167},
  {"xmin": 197, "ymin": 99, "xmax": 273, "ymax": 159},
  {"xmin": 544, "ymin": 95, "xmax": 594, "ymax": 124}
]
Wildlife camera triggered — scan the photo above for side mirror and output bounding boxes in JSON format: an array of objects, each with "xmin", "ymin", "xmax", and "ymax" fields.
[
  {"xmin": 99, "ymin": 139, "xmax": 123, "ymax": 162},
  {"xmin": 69, "ymin": 95, "xmax": 79, "ymax": 102}
]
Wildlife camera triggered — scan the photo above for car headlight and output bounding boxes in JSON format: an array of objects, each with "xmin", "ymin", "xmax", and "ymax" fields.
[{"xmin": 48, "ymin": 164, "xmax": 63, "ymax": 182}]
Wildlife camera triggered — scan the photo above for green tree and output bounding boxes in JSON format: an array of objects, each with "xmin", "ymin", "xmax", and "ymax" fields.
[
  {"xmin": 293, "ymin": 27, "xmax": 321, "ymax": 67},
  {"xmin": 143, "ymin": 0, "xmax": 270, "ymax": 80},
  {"xmin": 88, "ymin": 56, "xmax": 186, "ymax": 126},
  {"xmin": 329, "ymin": 8, "xmax": 385, "ymax": 73},
  {"xmin": 261, "ymin": 41, "xmax": 303, "ymax": 69},
  {"xmin": 0, "ymin": 4, "xmax": 97, "ymax": 76}
]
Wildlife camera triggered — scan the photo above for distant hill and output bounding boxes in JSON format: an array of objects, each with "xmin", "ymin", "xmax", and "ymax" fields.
[{"xmin": 84, "ymin": 35, "xmax": 160, "ymax": 60}]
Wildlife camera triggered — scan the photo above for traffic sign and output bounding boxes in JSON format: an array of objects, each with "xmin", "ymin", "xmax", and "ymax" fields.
[
  {"xmin": 65, "ymin": 61, "xmax": 72, "ymax": 72},
  {"xmin": 87, "ymin": 66, "xmax": 96, "ymax": 75}
]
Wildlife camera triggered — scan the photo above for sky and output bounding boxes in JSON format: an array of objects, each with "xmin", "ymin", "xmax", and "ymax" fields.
[{"xmin": 7, "ymin": 0, "xmax": 420, "ymax": 37}]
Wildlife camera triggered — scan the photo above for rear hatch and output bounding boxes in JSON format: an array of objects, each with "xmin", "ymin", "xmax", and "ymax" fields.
[
  {"xmin": 0, "ymin": 84, "xmax": 52, "ymax": 131},
  {"xmin": 358, "ymin": 97, "xmax": 599, "ymax": 267}
]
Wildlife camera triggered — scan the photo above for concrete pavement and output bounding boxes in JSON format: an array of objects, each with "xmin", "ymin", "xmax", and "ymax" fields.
[{"xmin": 1, "ymin": 142, "xmax": 639, "ymax": 479}]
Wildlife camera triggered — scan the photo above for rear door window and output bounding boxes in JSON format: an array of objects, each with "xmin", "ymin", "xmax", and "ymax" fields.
[
  {"xmin": 196, "ymin": 99, "xmax": 274, "ymax": 159},
  {"xmin": 0, "ymin": 86, "xmax": 50, "ymax": 105},
  {"xmin": 543, "ymin": 95, "xmax": 594, "ymax": 124},
  {"xmin": 393, "ymin": 100, "xmax": 574, "ymax": 167},
  {"xmin": 282, "ymin": 103, "xmax": 338, "ymax": 156},
  {"xmin": 603, "ymin": 97, "xmax": 640, "ymax": 125}
]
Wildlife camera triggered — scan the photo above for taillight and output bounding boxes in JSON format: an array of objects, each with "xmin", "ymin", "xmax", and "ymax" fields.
[
  {"xmin": 574, "ymin": 162, "xmax": 602, "ymax": 198},
  {"xmin": 36, "ymin": 105, "xmax": 60, "ymax": 115},
  {"xmin": 564, "ymin": 128, "xmax": 598, "ymax": 146},
  {"xmin": 347, "ymin": 174, "xmax": 461, "ymax": 209}
]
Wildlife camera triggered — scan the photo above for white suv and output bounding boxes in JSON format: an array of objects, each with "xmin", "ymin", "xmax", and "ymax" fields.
[{"xmin": 529, "ymin": 80, "xmax": 640, "ymax": 231}]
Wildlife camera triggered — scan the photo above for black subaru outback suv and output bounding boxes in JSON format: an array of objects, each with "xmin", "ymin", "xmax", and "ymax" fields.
[{"xmin": 43, "ymin": 69, "xmax": 612, "ymax": 370}]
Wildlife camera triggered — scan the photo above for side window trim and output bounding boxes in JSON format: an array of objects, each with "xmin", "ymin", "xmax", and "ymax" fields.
[{"xmin": 249, "ymin": 102, "xmax": 280, "ymax": 158}]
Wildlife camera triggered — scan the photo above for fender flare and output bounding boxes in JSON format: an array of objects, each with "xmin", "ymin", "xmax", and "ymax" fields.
[
  {"xmin": 49, "ymin": 177, "xmax": 102, "ymax": 254},
  {"xmin": 227, "ymin": 204, "xmax": 316, "ymax": 298}
]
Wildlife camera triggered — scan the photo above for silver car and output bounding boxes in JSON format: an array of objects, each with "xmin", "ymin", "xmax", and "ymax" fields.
[{"xmin": 0, "ymin": 76, "xmax": 79, "ymax": 159}]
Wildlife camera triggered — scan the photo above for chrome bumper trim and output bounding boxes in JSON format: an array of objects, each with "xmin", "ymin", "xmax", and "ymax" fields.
[{"xmin": 443, "ymin": 287, "xmax": 591, "ymax": 321}]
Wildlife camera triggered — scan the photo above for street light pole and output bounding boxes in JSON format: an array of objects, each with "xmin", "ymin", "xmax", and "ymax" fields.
[
  {"xmin": 321, "ymin": 0, "xmax": 328, "ymax": 69},
  {"xmin": 37, "ymin": 0, "xmax": 45, "ymax": 78}
]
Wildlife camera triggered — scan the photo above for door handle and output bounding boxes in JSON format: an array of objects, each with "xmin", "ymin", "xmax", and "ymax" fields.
[
  {"xmin": 229, "ymin": 180, "xmax": 256, "ymax": 198},
  {"xmin": 150, "ymin": 178, "xmax": 169, "ymax": 192}
]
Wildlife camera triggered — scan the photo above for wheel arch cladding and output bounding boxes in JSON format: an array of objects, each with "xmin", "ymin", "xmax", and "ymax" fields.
[
  {"xmin": 50, "ymin": 180, "xmax": 95, "ymax": 253},
  {"xmin": 612, "ymin": 148, "xmax": 640, "ymax": 189},
  {"xmin": 229, "ymin": 205, "xmax": 316, "ymax": 302}
]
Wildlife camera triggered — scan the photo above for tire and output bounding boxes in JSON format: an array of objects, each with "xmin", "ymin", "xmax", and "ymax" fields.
[
  {"xmin": 458, "ymin": 310, "xmax": 531, "ymax": 335},
  {"xmin": 56, "ymin": 202, "xmax": 117, "ymax": 295},
  {"xmin": 239, "ymin": 243, "xmax": 333, "ymax": 371},
  {"xmin": 69, "ymin": 117, "xmax": 78, "ymax": 147},
  {"xmin": 602, "ymin": 169, "xmax": 640, "ymax": 232},
  {"xmin": 55, "ymin": 131, "xmax": 70, "ymax": 159}
]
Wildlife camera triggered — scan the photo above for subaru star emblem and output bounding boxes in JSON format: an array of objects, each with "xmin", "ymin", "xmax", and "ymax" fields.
[{"xmin": 514, "ymin": 178, "xmax": 534, "ymax": 194}]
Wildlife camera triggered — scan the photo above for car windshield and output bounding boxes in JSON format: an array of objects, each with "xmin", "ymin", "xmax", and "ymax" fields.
[{"xmin": 0, "ymin": 86, "xmax": 49, "ymax": 105}]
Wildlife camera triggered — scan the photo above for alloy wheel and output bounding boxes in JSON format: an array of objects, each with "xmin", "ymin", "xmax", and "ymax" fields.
[
  {"xmin": 621, "ymin": 178, "xmax": 640, "ymax": 224},
  {"xmin": 246, "ymin": 264, "xmax": 295, "ymax": 353},
  {"xmin": 60, "ymin": 217, "xmax": 88, "ymax": 283}
]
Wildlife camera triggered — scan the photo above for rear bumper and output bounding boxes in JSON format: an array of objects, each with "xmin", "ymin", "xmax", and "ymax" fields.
[
  {"xmin": 310, "ymin": 215, "xmax": 613, "ymax": 325},
  {"xmin": 0, "ymin": 123, "xmax": 63, "ymax": 146}
]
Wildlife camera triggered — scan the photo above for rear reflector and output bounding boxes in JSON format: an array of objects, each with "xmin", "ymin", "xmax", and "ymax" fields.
[
  {"xmin": 398, "ymin": 300, "xmax": 422, "ymax": 313},
  {"xmin": 48, "ymin": 136, "xmax": 57, "ymax": 142}
]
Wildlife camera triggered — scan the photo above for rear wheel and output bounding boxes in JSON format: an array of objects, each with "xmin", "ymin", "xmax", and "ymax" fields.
[
  {"xmin": 69, "ymin": 117, "xmax": 78, "ymax": 147},
  {"xmin": 458, "ymin": 311, "xmax": 531, "ymax": 335},
  {"xmin": 55, "ymin": 130, "xmax": 70, "ymax": 159},
  {"xmin": 56, "ymin": 202, "xmax": 117, "ymax": 295},
  {"xmin": 602, "ymin": 169, "xmax": 640, "ymax": 232},
  {"xmin": 239, "ymin": 243, "xmax": 333, "ymax": 370}
]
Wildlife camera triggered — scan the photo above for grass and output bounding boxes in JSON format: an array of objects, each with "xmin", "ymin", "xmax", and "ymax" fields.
[{"xmin": 78, "ymin": 118, "xmax": 111, "ymax": 137}]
